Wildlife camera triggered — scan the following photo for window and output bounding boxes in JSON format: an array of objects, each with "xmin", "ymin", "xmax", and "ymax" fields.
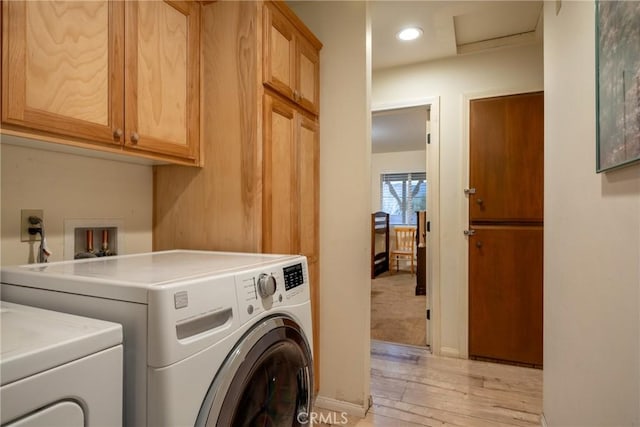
[{"xmin": 381, "ymin": 172, "xmax": 427, "ymax": 225}]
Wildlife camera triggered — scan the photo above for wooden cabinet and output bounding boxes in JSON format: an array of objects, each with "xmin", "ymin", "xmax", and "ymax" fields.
[
  {"xmin": 2, "ymin": 1, "xmax": 122, "ymax": 145},
  {"xmin": 263, "ymin": 2, "xmax": 319, "ymax": 115},
  {"xmin": 1, "ymin": 0, "xmax": 199, "ymax": 165},
  {"xmin": 264, "ymin": 94, "xmax": 320, "ymax": 351},
  {"xmin": 154, "ymin": 0, "xmax": 321, "ymax": 389},
  {"xmin": 263, "ymin": 94, "xmax": 319, "ymax": 260},
  {"xmin": 124, "ymin": 1, "xmax": 199, "ymax": 161},
  {"xmin": 468, "ymin": 92, "xmax": 544, "ymax": 366}
]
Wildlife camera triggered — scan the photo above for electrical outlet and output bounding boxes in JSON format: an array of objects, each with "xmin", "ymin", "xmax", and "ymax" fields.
[{"xmin": 21, "ymin": 209, "xmax": 44, "ymax": 242}]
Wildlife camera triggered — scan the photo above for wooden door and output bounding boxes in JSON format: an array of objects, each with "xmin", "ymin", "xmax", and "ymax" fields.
[
  {"xmin": 263, "ymin": 3, "xmax": 296, "ymax": 102},
  {"xmin": 469, "ymin": 93, "xmax": 544, "ymax": 222},
  {"xmin": 469, "ymin": 226, "xmax": 543, "ymax": 365},
  {"xmin": 468, "ymin": 92, "xmax": 544, "ymax": 366},
  {"xmin": 298, "ymin": 113, "xmax": 319, "ymax": 384},
  {"xmin": 296, "ymin": 36, "xmax": 319, "ymax": 115},
  {"xmin": 2, "ymin": 1, "xmax": 124, "ymax": 144},
  {"xmin": 124, "ymin": 0, "xmax": 199, "ymax": 161},
  {"xmin": 263, "ymin": 94, "xmax": 298, "ymax": 255}
]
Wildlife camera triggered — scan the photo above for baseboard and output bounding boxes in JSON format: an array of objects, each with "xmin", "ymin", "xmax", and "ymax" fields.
[
  {"xmin": 440, "ymin": 346, "xmax": 460, "ymax": 358},
  {"xmin": 313, "ymin": 395, "xmax": 369, "ymax": 418},
  {"xmin": 541, "ymin": 412, "xmax": 548, "ymax": 427}
]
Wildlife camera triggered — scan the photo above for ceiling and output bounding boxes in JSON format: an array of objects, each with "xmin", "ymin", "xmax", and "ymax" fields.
[
  {"xmin": 370, "ymin": 0, "xmax": 543, "ymax": 153},
  {"xmin": 372, "ymin": 106, "xmax": 429, "ymax": 153}
]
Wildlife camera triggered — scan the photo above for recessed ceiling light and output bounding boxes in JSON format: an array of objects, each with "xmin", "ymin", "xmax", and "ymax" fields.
[{"xmin": 396, "ymin": 27, "xmax": 423, "ymax": 41}]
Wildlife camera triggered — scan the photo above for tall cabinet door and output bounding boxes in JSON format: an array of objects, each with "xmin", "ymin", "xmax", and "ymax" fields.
[
  {"xmin": 469, "ymin": 227, "xmax": 543, "ymax": 365},
  {"xmin": 124, "ymin": 0, "xmax": 199, "ymax": 161},
  {"xmin": 298, "ymin": 113, "xmax": 319, "ymax": 378},
  {"xmin": 263, "ymin": 94, "xmax": 298, "ymax": 255},
  {"xmin": 2, "ymin": 1, "xmax": 124, "ymax": 144},
  {"xmin": 264, "ymin": 94, "xmax": 320, "ymax": 382},
  {"xmin": 469, "ymin": 93, "xmax": 544, "ymax": 222},
  {"xmin": 468, "ymin": 92, "xmax": 544, "ymax": 366}
]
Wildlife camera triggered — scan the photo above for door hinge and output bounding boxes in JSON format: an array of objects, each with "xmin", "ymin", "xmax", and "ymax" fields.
[
  {"xmin": 426, "ymin": 309, "xmax": 430, "ymax": 320},
  {"xmin": 427, "ymin": 221, "xmax": 431, "ymax": 232},
  {"xmin": 464, "ymin": 187, "xmax": 476, "ymax": 195},
  {"xmin": 427, "ymin": 133, "xmax": 431, "ymax": 145},
  {"xmin": 463, "ymin": 229, "xmax": 476, "ymax": 236}
]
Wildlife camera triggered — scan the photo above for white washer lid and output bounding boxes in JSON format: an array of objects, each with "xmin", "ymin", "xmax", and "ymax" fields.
[
  {"xmin": 1, "ymin": 250, "xmax": 303, "ymax": 303},
  {"xmin": 6, "ymin": 250, "xmax": 297, "ymax": 285},
  {"xmin": 0, "ymin": 301, "xmax": 122, "ymax": 385}
]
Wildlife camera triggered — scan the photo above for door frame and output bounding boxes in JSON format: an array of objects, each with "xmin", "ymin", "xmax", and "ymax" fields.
[
  {"xmin": 461, "ymin": 87, "xmax": 543, "ymax": 359},
  {"xmin": 371, "ymin": 96, "xmax": 440, "ymax": 352}
]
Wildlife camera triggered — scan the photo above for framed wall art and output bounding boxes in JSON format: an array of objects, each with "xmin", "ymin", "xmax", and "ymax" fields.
[{"xmin": 596, "ymin": 0, "xmax": 640, "ymax": 172}]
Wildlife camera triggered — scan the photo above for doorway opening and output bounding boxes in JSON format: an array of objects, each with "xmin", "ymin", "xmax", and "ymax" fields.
[{"xmin": 369, "ymin": 98, "xmax": 440, "ymax": 351}]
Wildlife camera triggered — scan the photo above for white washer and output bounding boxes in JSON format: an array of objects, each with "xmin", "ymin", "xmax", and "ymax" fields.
[
  {"xmin": 0, "ymin": 302, "xmax": 123, "ymax": 427},
  {"xmin": 1, "ymin": 250, "xmax": 313, "ymax": 427}
]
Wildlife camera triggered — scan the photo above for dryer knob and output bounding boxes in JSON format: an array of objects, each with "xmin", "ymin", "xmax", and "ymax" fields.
[{"xmin": 257, "ymin": 273, "xmax": 277, "ymax": 298}]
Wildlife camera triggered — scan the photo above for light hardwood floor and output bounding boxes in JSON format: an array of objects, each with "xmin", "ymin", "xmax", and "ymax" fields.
[{"xmin": 317, "ymin": 340, "xmax": 542, "ymax": 426}]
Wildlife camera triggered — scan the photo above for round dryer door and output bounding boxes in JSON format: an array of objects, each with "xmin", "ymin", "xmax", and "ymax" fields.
[{"xmin": 196, "ymin": 315, "xmax": 313, "ymax": 427}]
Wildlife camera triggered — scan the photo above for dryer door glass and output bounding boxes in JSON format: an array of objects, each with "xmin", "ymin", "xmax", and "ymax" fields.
[
  {"xmin": 227, "ymin": 341, "xmax": 307, "ymax": 426},
  {"xmin": 196, "ymin": 317, "xmax": 313, "ymax": 427}
]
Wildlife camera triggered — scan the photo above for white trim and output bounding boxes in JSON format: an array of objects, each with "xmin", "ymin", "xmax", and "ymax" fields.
[
  {"xmin": 541, "ymin": 412, "xmax": 549, "ymax": 427},
  {"xmin": 460, "ymin": 87, "xmax": 543, "ymax": 359},
  {"xmin": 372, "ymin": 96, "xmax": 438, "ymax": 113},
  {"xmin": 440, "ymin": 346, "xmax": 461, "ymax": 359},
  {"xmin": 371, "ymin": 96, "xmax": 441, "ymax": 355},
  {"xmin": 313, "ymin": 395, "xmax": 369, "ymax": 418}
]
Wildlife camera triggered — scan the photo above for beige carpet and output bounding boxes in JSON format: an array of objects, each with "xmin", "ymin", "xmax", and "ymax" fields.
[{"xmin": 370, "ymin": 271, "xmax": 427, "ymax": 347}]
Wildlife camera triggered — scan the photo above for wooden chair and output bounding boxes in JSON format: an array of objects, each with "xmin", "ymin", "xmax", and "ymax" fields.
[{"xmin": 390, "ymin": 226, "xmax": 416, "ymax": 274}]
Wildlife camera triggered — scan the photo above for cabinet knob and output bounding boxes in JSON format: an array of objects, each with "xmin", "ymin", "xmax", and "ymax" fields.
[
  {"xmin": 130, "ymin": 132, "xmax": 140, "ymax": 144},
  {"xmin": 113, "ymin": 128, "xmax": 123, "ymax": 140}
]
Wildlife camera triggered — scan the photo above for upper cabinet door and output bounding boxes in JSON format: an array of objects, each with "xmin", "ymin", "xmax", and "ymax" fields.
[
  {"xmin": 296, "ymin": 36, "xmax": 319, "ymax": 115},
  {"xmin": 2, "ymin": 1, "xmax": 124, "ymax": 144},
  {"xmin": 469, "ymin": 92, "xmax": 544, "ymax": 222},
  {"xmin": 124, "ymin": 0, "xmax": 199, "ymax": 161},
  {"xmin": 263, "ymin": 2, "xmax": 319, "ymax": 115},
  {"xmin": 263, "ymin": 3, "xmax": 296, "ymax": 102}
]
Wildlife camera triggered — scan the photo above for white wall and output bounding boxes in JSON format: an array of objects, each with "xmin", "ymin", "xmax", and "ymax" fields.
[
  {"xmin": 373, "ymin": 43, "xmax": 544, "ymax": 357},
  {"xmin": 543, "ymin": 2, "xmax": 640, "ymax": 425},
  {"xmin": 371, "ymin": 150, "xmax": 426, "ymax": 212},
  {"xmin": 289, "ymin": 1, "xmax": 372, "ymax": 414},
  {"xmin": 1, "ymin": 144, "xmax": 153, "ymax": 266}
]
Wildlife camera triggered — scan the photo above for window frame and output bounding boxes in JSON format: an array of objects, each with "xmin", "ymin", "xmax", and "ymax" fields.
[{"xmin": 380, "ymin": 172, "xmax": 427, "ymax": 225}]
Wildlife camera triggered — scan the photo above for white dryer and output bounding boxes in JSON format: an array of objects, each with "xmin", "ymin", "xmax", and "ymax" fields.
[
  {"xmin": 0, "ymin": 301, "xmax": 123, "ymax": 426},
  {"xmin": 1, "ymin": 250, "xmax": 313, "ymax": 427}
]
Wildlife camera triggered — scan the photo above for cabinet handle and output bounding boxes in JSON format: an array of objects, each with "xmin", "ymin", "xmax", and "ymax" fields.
[
  {"xmin": 131, "ymin": 132, "xmax": 140, "ymax": 144},
  {"xmin": 113, "ymin": 128, "xmax": 123, "ymax": 140}
]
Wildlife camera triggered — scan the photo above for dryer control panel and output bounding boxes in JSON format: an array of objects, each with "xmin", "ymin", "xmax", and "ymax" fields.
[
  {"xmin": 283, "ymin": 263, "xmax": 305, "ymax": 291},
  {"xmin": 234, "ymin": 256, "xmax": 309, "ymax": 326}
]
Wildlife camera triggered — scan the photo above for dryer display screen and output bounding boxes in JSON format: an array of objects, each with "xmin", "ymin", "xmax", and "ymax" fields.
[{"xmin": 283, "ymin": 264, "xmax": 304, "ymax": 291}]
